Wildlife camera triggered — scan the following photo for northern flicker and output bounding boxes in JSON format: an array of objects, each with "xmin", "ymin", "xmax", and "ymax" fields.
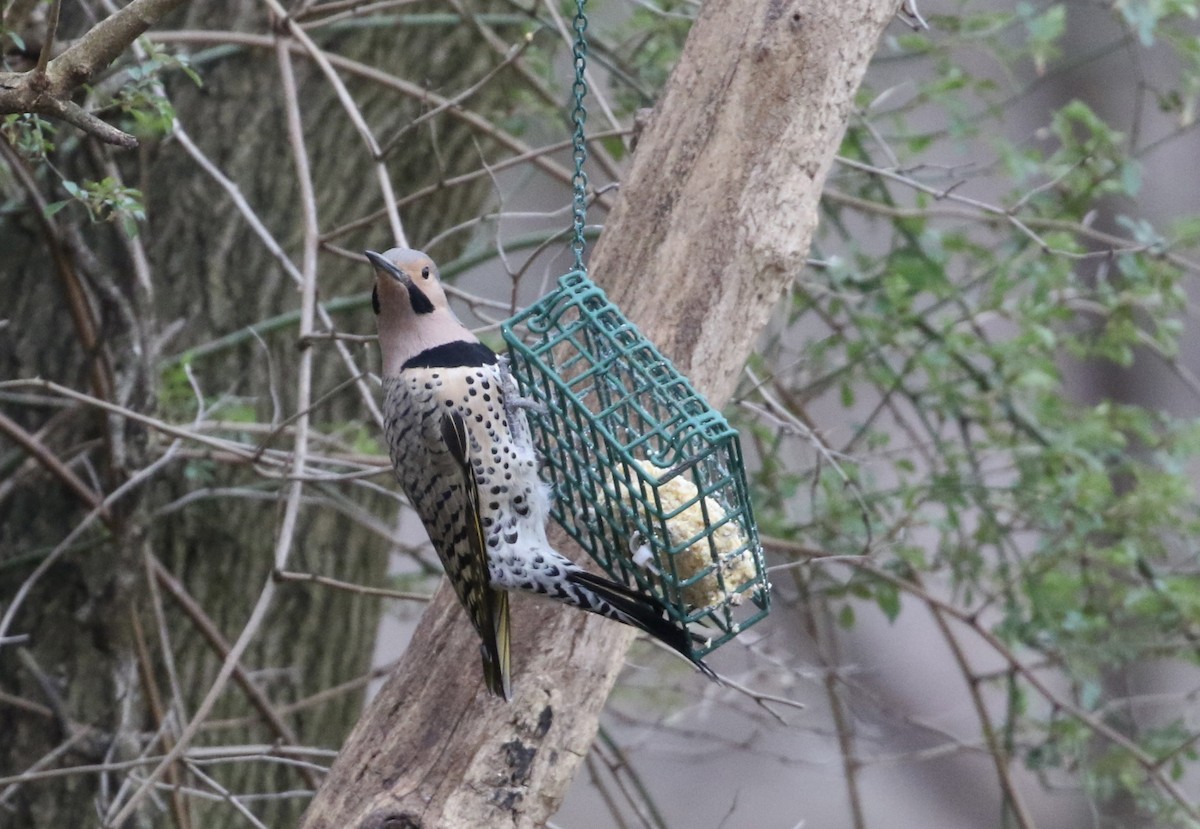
[{"xmin": 367, "ymin": 247, "xmax": 713, "ymax": 699}]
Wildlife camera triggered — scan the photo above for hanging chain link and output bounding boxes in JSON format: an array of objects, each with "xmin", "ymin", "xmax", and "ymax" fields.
[{"xmin": 569, "ymin": 0, "xmax": 590, "ymax": 273}]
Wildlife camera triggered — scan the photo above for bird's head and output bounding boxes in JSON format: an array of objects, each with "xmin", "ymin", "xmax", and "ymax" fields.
[
  {"xmin": 366, "ymin": 247, "xmax": 448, "ymax": 318},
  {"xmin": 366, "ymin": 247, "xmax": 473, "ymax": 376}
]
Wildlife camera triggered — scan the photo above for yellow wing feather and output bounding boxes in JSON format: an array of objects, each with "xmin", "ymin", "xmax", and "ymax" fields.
[{"xmin": 440, "ymin": 411, "xmax": 512, "ymax": 700}]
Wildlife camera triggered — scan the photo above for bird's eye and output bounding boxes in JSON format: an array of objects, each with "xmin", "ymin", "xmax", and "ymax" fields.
[{"xmin": 421, "ymin": 266, "xmax": 431, "ymax": 279}]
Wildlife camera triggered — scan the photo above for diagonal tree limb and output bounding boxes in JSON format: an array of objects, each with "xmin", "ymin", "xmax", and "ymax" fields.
[{"xmin": 298, "ymin": 2, "xmax": 901, "ymax": 828}]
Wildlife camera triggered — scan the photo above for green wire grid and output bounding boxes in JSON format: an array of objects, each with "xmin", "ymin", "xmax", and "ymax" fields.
[{"xmin": 501, "ymin": 270, "xmax": 770, "ymax": 657}]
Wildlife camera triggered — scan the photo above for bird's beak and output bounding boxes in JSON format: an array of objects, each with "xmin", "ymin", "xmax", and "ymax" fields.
[{"xmin": 365, "ymin": 250, "xmax": 410, "ymax": 284}]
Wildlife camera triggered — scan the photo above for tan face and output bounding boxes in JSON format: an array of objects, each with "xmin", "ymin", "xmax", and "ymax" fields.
[{"xmin": 366, "ymin": 248, "xmax": 447, "ymax": 318}]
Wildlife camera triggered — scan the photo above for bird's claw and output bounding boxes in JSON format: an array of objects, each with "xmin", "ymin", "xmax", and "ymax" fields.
[{"xmin": 629, "ymin": 532, "xmax": 660, "ymax": 574}]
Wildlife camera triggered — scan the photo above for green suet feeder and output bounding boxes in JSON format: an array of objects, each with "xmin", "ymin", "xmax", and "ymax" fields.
[
  {"xmin": 501, "ymin": 273, "xmax": 771, "ymax": 657},
  {"xmin": 499, "ymin": 0, "xmax": 769, "ymax": 658}
]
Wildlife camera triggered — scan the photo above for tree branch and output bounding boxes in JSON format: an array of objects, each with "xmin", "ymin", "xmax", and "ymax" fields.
[{"xmin": 0, "ymin": 0, "xmax": 189, "ymax": 147}]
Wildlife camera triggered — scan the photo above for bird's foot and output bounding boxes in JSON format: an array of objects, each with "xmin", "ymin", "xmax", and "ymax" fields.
[{"xmin": 629, "ymin": 532, "xmax": 660, "ymax": 574}]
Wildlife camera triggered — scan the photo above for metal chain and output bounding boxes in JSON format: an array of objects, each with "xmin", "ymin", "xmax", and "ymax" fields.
[{"xmin": 569, "ymin": 0, "xmax": 590, "ymax": 273}]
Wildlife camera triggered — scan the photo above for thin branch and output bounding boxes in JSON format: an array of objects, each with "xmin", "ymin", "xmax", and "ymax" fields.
[
  {"xmin": 927, "ymin": 602, "xmax": 1037, "ymax": 829},
  {"xmin": 378, "ymin": 30, "xmax": 534, "ymax": 159},
  {"xmin": 823, "ymin": 185, "xmax": 1200, "ymax": 274},
  {"xmin": 104, "ymin": 579, "xmax": 284, "ymax": 823},
  {"xmin": 712, "ymin": 674, "xmax": 806, "ymax": 726},
  {"xmin": 0, "ymin": 137, "xmax": 116, "ymax": 402},
  {"xmin": 202, "ymin": 661, "xmax": 399, "ymax": 732},
  {"xmin": 594, "ymin": 725, "xmax": 669, "ymax": 829},
  {"xmin": 0, "ymin": 689, "xmax": 53, "ymax": 720},
  {"xmin": 101, "ymin": 47, "xmax": 326, "ymax": 804},
  {"xmin": 0, "ymin": 379, "xmax": 288, "ymax": 466},
  {"xmin": 271, "ymin": 18, "xmax": 321, "ymax": 570},
  {"xmin": 109, "ymin": 38, "xmax": 338, "ymax": 816},
  {"xmin": 273, "ymin": 569, "xmax": 430, "ymax": 602},
  {"xmin": 797, "ymin": 579, "xmax": 865, "ymax": 829},
  {"xmin": 0, "ymin": 745, "xmax": 337, "ymax": 790},
  {"xmin": 183, "ymin": 761, "xmax": 271, "ymax": 829},
  {"xmin": 128, "ymin": 604, "xmax": 193, "ymax": 829},
  {"xmin": 0, "ymin": 730, "xmax": 95, "ymax": 809},
  {"xmin": 33, "ymin": 0, "xmax": 61, "ymax": 74},
  {"xmin": 139, "ymin": 545, "xmax": 191, "ymax": 742}
]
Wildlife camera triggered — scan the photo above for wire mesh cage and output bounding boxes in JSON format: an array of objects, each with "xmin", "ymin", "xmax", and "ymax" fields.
[{"xmin": 501, "ymin": 270, "xmax": 771, "ymax": 657}]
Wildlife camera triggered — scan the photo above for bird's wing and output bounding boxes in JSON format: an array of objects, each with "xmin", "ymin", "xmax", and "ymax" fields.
[{"xmin": 440, "ymin": 410, "xmax": 512, "ymax": 700}]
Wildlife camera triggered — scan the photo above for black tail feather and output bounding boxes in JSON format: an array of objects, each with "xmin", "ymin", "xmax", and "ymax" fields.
[{"xmin": 565, "ymin": 570, "xmax": 718, "ymax": 681}]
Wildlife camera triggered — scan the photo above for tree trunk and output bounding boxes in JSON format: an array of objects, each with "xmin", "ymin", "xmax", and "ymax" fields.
[{"xmin": 297, "ymin": 2, "xmax": 899, "ymax": 827}]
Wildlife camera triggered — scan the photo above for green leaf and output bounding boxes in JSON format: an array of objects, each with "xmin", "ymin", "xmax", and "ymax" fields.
[
  {"xmin": 837, "ymin": 604, "xmax": 856, "ymax": 629},
  {"xmin": 874, "ymin": 581, "xmax": 901, "ymax": 622}
]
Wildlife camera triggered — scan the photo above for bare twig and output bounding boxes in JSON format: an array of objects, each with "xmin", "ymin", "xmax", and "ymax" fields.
[
  {"xmin": 0, "ymin": 745, "xmax": 336, "ymax": 790},
  {"xmin": 0, "ymin": 730, "xmax": 95, "ymax": 809},
  {"xmin": 710, "ymin": 673, "xmax": 806, "ymax": 727},
  {"xmin": 202, "ymin": 661, "xmax": 399, "ymax": 732},
  {"xmin": 796, "ymin": 580, "xmax": 865, "ymax": 829},
  {"xmin": 592, "ymin": 725, "xmax": 668, "ymax": 829},
  {"xmin": 183, "ymin": 761, "xmax": 271, "ymax": 829},
  {"xmin": 822, "ymin": 186, "xmax": 1200, "ymax": 274},
  {"xmin": 0, "ymin": 379, "xmax": 289, "ymax": 465},
  {"xmin": 102, "ymin": 43, "xmax": 328, "ymax": 801},
  {"xmin": 273, "ymin": 569, "xmax": 431, "ymax": 602},
  {"xmin": 128, "ymin": 605, "xmax": 193, "ymax": 829},
  {"xmin": 105, "ymin": 577, "xmax": 284, "ymax": 823},
  {"xmin": 33, "ymin": 0, "xmax": 61, "ymax": 74}
]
